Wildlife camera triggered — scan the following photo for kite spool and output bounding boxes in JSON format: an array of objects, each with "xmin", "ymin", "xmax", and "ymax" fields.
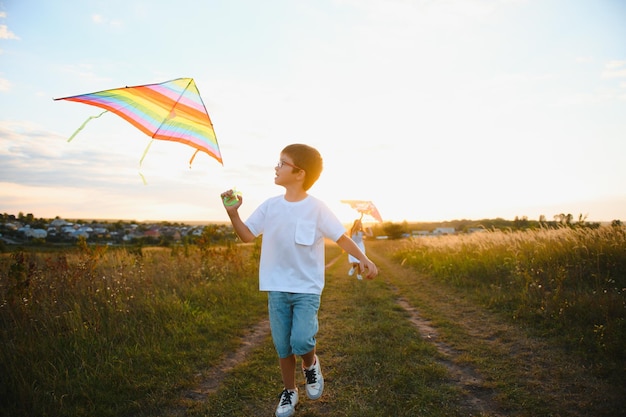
[{"xmin": 223, "ymin": 188, "xmax": 241, "ymax": 206}]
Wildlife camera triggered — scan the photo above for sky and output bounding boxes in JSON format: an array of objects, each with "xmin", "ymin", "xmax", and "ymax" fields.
[{"xmin": 1, "ymin": 0, "xmax": 625, "ymax": 225}]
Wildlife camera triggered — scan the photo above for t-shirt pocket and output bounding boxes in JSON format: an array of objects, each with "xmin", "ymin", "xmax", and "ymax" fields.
[{"xmin": 295, "ymin": 220, "xmax": 316, "ymax": 246}]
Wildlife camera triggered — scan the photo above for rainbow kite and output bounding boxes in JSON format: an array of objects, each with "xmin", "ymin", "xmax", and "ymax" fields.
[
  {"xmin": 341, "ymin": 200, "xmax": 383, "ymax": 223},
  {"xmin": 54, "ymin": 77, "xmax": 222, "ymax": 167}
]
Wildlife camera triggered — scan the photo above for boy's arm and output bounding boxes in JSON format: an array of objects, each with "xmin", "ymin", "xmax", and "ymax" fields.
[
  {"xmin": 220, "ymin": 191, "xmax": 256, "ymax": 243},
  {"xmin": 336, "ymin": 234, "xmax": 378, "ymax": 279}
]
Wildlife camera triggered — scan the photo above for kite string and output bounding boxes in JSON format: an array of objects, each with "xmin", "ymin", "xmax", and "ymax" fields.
[{"xmin": 66, "ymin": 110, "xmax": 108, "ymax": 142}]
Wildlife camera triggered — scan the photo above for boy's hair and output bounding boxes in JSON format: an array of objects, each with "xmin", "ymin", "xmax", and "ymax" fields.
[{"xmin": 282, "ymin": 144, "xmax": 323, "ymax": 191}]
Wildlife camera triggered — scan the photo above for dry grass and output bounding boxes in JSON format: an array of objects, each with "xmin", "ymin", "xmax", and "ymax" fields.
[
  {"xmin": 0, "ymin": 242, "xmax": 265, "ymax": 417},
  {"xmin": 367, "ymin": 237, "xmax": 625, "ymax": 416},
  {"xmin": 391, "ymin": 226, "xmax": 626, "ymax": 379}
]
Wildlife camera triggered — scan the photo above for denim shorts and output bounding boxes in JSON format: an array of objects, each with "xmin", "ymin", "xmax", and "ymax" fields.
[{"xmin": 268, "ymin": 291, "xmax": 321, "ymax": 358}]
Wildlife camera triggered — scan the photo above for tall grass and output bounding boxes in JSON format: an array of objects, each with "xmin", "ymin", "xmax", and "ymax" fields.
[
  {"xmin": 0, "ymin": 241, "xmax": 264, "ymax": 417},
  {"xmin": 392, "ymin": 226, "xmax": 626, "ymax": 379}
]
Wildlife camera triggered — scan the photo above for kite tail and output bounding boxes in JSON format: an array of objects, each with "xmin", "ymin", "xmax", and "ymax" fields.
[
  {"xmin": 138, "ymin": 139, "xmax": 156, "ymax": 186},
  {"xmin": 139, "ymin": 139, "xmax": 155, "ymax": 167},
  {"xmin": 189, "ymin": 149, "xmax": 201, "ymax": 168},
  {"xmin": 66, "ymin": 110, "xmax": 108, "ymax": 142}
]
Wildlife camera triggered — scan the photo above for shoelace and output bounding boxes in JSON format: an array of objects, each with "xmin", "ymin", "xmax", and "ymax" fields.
[
  {"xmin": 279, "ymin": 390, "xmax": 295, "ymax": 406},
  {"xmin": 303, "ymin": 367, "xmax": 318, "ymax": 384}
]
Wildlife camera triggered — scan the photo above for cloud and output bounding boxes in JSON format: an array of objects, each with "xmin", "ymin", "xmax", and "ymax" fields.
[
  {"xmin": 602, "ymin": 60, "xmax": 626, "ymax": 78},
  {"xmin": 0, "ymin": 121, "xmax": 140, "ymax": 188},
  {"xmin": 575, "ymin": 56, "xmax": 593, "ymax": 64},
  {"xmin": 605, "ymin": 60, "xmax": 626, "ymax": 70},
  {"xmin": 0, "ymin": 77, "xmax": 10, "ymax": 92},
  {"xmin": 57, "ymin": 63, "xmax": 113, "ymax": 86},
  {"xmin": 91, "ymin": 14, "xmax": 123, "ymax": 28},
  {"xmin": 0, "ymin": 24, "xmax": 19, "ymax": 40}
]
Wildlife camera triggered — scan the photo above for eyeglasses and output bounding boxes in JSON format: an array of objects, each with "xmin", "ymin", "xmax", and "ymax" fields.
[{"xmin": 276, "ymin": 160, "xmax": 304, "ymax": 171}]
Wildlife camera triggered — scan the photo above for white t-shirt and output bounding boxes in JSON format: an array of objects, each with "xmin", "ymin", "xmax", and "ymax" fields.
[{"xmin": 245, "ymin": 194, "xmax": 346, "ymax": 295}]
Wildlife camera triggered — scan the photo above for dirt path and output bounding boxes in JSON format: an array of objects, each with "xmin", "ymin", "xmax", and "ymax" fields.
[
  {"xmin": 174, "ymin": 250, "xmax": 504, "ymax": 416},
  {"xmin": 393, "ymin": 294, "xmax": 504, "ymax": 416},
  {"xmin": 183, "ymin": 318, "xmax": 271, "ymax": 400},
  {"xmin": 329, "ymin": 246, "xmax": 503, "ymax": 415}
]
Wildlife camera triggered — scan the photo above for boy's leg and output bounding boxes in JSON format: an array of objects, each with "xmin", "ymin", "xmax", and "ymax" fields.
[
  {"xmin": 301, "ymin": 349, "xmax": 316, "ymax": 368},
  {"xmin": 291, "ymin": 293, "xmax": 324, "ymax": 400},
  {"xmin": 269, "ymin": 292, "xmax": 298, "ymax": 390},
  {"xmin": 279, "ymin": 354, "xmax": 297, "ymax": 390},
  {"xmin": 291, "ymin": 294, "xmax": 320, "ymax": 360},
  {"xmin": 269, "ymin": 292, "xmax": 299, "ymax": 417}
]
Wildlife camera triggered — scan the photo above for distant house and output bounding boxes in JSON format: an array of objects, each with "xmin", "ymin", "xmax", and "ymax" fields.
[
  {"xmin": 61, "ymin": 226, "xmax": 76, "ymax": 236},
  {"xmin": 71, "ymin": 230, "xmax": 89, "ymax": 239},
  {"xmin": 30, "ymin": 229, "xmax": 48, "ymax": 238},
  {"xmin": 4, "ymin": 223, "xmax": 18, "ymax": 231},
  {"xmin": 191, "ymin": 227, "xmax": 205, "ymax": 236},
  {"xmin": 18, "ymin": 226, "xmax": 47, "ymax": 238},
  {"xmin": 432, "ymin": 227, "xmax": 455, "ymax": 235},
  {"xmin": 93, "ymin": 227, "xmax": 109, "ymax": 237},
  {"xmin": 143, "ymin": 228, "xmax": 161, "ymax": 239},
  {"xmin": 50, "ymin": 218, "xmax": 72, "ymax": 228}
]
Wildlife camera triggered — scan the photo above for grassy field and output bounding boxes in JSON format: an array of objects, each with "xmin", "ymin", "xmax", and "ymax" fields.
[
  {"xmin": 0, "ymin": 241, "xmax": 266, "ymax": 417},
  {"xmin": 1, "ymin": 227, "xmax": 624, "ymax": 416},
  {"xmin": 391, "ymin": 226, "xmax": 626, "ymax": 379}
]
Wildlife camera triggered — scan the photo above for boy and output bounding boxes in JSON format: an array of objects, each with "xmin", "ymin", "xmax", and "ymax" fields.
[{"xmin": 221, "ymin": 144, "xmax": 378, "ymax": 417}]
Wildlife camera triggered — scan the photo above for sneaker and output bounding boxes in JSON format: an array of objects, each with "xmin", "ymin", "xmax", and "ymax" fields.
[
  {"xmin": 348, "ymin": 267, "xmax": 355, "ymax": 276},
  {"xmin": 302, "ymin": 355, "xmax": 324, "ymax": 400},
  {"xmin": 357, "ymin": 274, "xmax": 363, "ymax": 280},
  {"xmin": 275, "ymin": 389, "xmax": 298, "ymax": 417}
]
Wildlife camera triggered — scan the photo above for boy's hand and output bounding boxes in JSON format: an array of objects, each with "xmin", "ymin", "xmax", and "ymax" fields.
[
  {"xmin": 220, "ymin": 189, "xmax": 242, "ymax": 209},
  {"xmin": 359, "ymin": 258, "xmax": 378, "ymax": 280}
]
